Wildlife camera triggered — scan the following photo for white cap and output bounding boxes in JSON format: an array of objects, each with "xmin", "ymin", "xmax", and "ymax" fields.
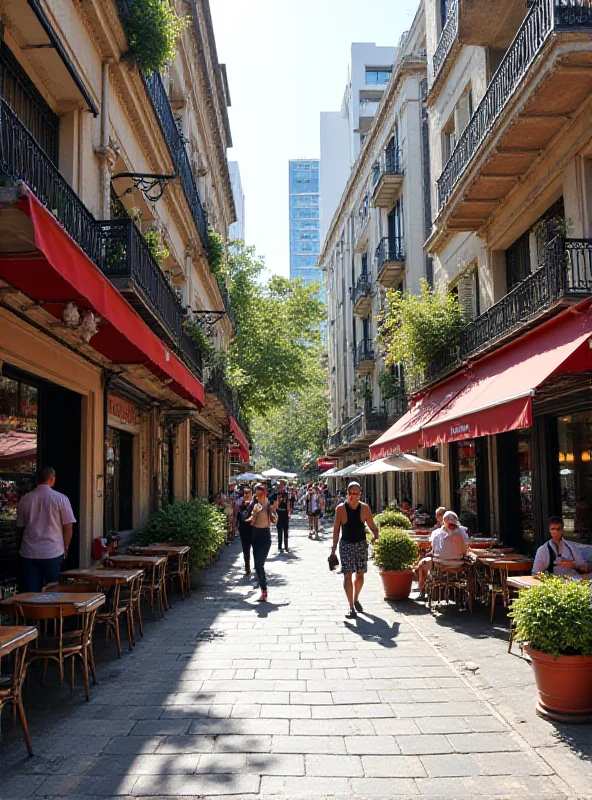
[{"xmin": 443, "ymin": 511, "xmax": 460, "ymax": 525}]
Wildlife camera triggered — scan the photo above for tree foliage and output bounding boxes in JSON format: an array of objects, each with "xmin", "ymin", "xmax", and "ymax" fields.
[
  {"xmin": 225, "ymin": 241, "xmax": 326, "ymax": 420},
  {"xmin": 250, "ymin": 351, "xmax": 329, "ymax": 473},
  {"xmin": 377, "ymin": 279, "xmax": 463, "ymax": 376},
  {"xmin": 124, "ymin": 0, "xmax": 186, "ymax": 75}
]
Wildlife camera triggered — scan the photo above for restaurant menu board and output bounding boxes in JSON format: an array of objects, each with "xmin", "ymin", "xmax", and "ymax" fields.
[{"xmin": 0, "ymin": 376, "xmax": 38, "ymax": 578}]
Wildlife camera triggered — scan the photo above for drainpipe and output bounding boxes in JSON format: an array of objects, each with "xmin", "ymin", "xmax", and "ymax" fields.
[{"xmin": 102, "ymin": 371, "xmax": 114, "ymax": 537}]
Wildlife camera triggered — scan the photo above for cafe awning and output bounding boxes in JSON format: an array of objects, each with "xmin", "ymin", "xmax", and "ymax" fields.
[
  {"xmin": 422, "ymin": 305, "xmax": 592, "ymax": 447},
  {"xmin": 369, "ymin": 369, "xmax": 471, "ymax": 459},
  {"xmin": 0, "ymin": 190, "xmax": 205, "ymax": 407},
  {"xmin": 229, "ymin": 415, "xmax": 250, "ymax": 463}
]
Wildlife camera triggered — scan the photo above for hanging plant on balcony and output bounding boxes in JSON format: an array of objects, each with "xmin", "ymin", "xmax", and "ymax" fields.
[
  {"xmin": 378, "ymin": 369, "xmax": 401, "ymax": 401},
  {"xmin": 123, "ymin": 0, "xmax": 187, "ymax": 75},
  {"xmin": 205, "ymin": 227, "xmax": 226, "ymax": 288},
  {"xmin": 184, "ymin": 319, "xmax": 213, "ymax": 358},
  {"xmin": 377, "ymin": 279, "xmax": 463, "ymax": 376},
  {"xmin": 353, "ymin": 377, "xmax": 373, "ymax": 411},
  {"xmin": 143, "ymin": 228, "xmax": 170, "ymax": 264}
]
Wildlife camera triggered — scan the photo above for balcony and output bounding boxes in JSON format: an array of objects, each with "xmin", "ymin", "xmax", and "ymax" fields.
[
  {"xmin": 327, "ymin": 407, "xmax": 389, "ymax": 455},
  {"xmin": 354, "ymin": 210, "xmax": 370, "ymax": 253},
  {"xmin": 354, "ymin": 338, "xmax": 376, "ymax": 374},
  {"xmin": 359, "ymin": 99, "xmax": 381, "ymax": 133},
  {"xmin": 384, "ymin": 391, "xmax": 408, "ymax": 421},
  {"xmin": 433, "ymin": 0, "xmax": 459, "ymax": 81},
  {"xmin": 410, "ymin": 237, "xmax": 592, "ymax": 392},
  {"xmin": 96, "ymin": 219, "xmax": 184, "ymax": 346},
  {"xmin": 351, "ymin": 273, "xmax": 373, "ymax": 316},
  {"xmin": 327, "ymin": 429, "xmax": 343, "ymax": 454},
  {"xmin": 179, "ymin": 330, "xmax": 203, "ymax": 382},
  {"xmin": 206, "ymin": 364, "xmax": 239, "ymax": 417},
  {"xmin": 371, "ymin": 147, "xmax": 403, "ymax": 209},
  {"xmin": 436, "ymin": 1, "xmax": 592, "ymax": 229},
  {"xmin": 375, "ymin": 236, "xmax": 405, "ymax": 288}
]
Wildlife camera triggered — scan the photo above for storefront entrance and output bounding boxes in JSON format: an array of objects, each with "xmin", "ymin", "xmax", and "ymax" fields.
[
  {"xmin": 0, "ymin": 366, "xmax": 81, "ymax": 590},
  {"xmin": 105, "ymin": 428, "xmax": 134, "ymax": 533},
  {"xmin": 450, "ymin": 438, "xmax": 490, "ymax": 536}
]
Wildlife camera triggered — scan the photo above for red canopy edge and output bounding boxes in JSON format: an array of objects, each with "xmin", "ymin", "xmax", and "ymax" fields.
[
  {"xmin": 4, "ymin": 191, "xmax": 204, "ymax": 408},
  {"xmin": 421, "ymin": 305, "xmax": 592, "ymax": 447},
  {"xmin": 229, "ymin": 415, "xmax": 249, "ymax": 462}
]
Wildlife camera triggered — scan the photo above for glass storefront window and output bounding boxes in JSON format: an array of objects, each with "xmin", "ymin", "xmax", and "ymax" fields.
[
  {"xmin": 557, "ymin": 413, "xmax": 592, "ymax": 543},
  {"xmin": 0, "ymin": 375, "xmax": 38, "ymax": 583},
  {"xmin": 518, "ymin": 431, "xmax": 534, "ymax": 542},
  {"xmin": 457, "ymin": 440, "xmax": 478, "ymax": 532}
]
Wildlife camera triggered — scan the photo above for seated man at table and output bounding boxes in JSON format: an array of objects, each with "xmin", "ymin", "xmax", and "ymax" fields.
[
  {"xmin": 417, "ymin": 509, "xmax": 467, "ymax": 593},
  {"xmin": 532, "ymin": 515, "xmax": 587, "ymax": 577}
]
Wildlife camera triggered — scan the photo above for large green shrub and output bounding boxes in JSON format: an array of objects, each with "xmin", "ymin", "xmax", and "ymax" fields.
[
  {"xmin": 375, "ymin": 509, "xmax": 412, "ymax": 530},
  {"xmin": 373, "ymin": 528, "xmax": 418, "ymax": 572},
  {"xmin": 123, "ymin": 0, "xmax": 186, "ymax": 75},
  {"xmin": 135, "ymin": 498, "xmax": 226, "ymax": 572},
  {"xmin": 509, "ymin": 576, "xmax": 592, "ymax": 658}
]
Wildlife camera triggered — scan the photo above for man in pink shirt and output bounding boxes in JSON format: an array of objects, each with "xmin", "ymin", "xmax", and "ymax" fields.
[{"xmin": 16, "ymin": 466, "xmax": 76, "ymax": 591}]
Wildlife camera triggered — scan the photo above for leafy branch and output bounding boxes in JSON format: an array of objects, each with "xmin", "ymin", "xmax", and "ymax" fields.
[{"xmin": 122, "ymin": 0, "xmax": 187, "ymax": 75}]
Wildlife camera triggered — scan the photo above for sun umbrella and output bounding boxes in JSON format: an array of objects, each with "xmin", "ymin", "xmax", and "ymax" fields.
[
  {"xmin": 319, "ymin": 466, "xmax": 338, "ymax": 477},
  {"xmin": 261, "ymin": 468, "xmax": 297, "ymax": 479},
  {"xmin": 233, "ymin": 472, "xmax": 265, "ymax": 481},
  {"xmin": 384, "ymin": 454, "xmax": 444, "ymax": 472},
  {"xmin": 353, "ymin": 459, "xmax": 403, "ymax": 475},
  {"xmin": 330, "ymin": 463, "xmax": 366, "ymax": 477}
]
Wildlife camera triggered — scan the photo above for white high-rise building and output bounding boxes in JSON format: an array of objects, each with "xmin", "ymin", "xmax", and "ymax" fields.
[
  {"xmin": 228, "ymin": 161, "xmax": 245, "ymax": 242},
  {"xmin": 320, "ymin": 43, "xmax": 397, "ymax": 243}
]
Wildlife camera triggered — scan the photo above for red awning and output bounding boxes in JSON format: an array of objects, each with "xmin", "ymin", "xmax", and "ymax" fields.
[
  {"xmin": 369, "ymin": 369, "xmax": 471, "ymax": 459},
  {"xmin": 0, "ymin": 191, "xmax": 204, "ymax": 407},
  {"xmin": 422, "ymin": 305, "xmax": 592, "ymax": 447},
  {"xmin": 229, "ymin": 415, "xmax": 249, "ymax": 462}
]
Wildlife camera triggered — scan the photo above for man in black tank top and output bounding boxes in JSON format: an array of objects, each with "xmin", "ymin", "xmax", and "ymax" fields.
[{"xmin": 331, "ymin": 481, "xmax": 379, "ymax": 619}]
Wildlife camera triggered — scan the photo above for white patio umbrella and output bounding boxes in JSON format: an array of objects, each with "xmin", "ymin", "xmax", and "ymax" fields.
[
  {"xmin": 233, "ymin": 472, "xmax": 265, "ymax": 481},
  {"xmin": 330, "ymin": 463, "xmax": 366, "ymax": 478},
  {"xmin": 319, "ymin": 466, "xmax": 338, "ymax": 477},
  {"xmin": 384, "ymin": 454, "xmax": 444, "ymax": 472},
  {"xmin": 353, "ymin": 459, "xmax": 403, "ymax": 475},
  {"xmin": 261, "ymin": 468, "xmax": 297, "ymax": 479}
]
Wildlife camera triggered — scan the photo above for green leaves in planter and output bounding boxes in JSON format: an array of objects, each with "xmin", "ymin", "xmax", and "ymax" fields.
[
  {"xmin": 373, "ymin": 527, "xmax": 418, "ymax": 572},
  {"xmin": 135, "ymin": 498, "xmax": 226, "ymax": 573},
  {"xmin": 124, "ymin": 0, "xmax": 186, "ymax": 75},
  {"xmin": 509, "ymin": 576, "xmax": 592, "ymax": 658},
  {"xmin": 375, "ymin": 510, "xmax": 412, "ymax": 530}
]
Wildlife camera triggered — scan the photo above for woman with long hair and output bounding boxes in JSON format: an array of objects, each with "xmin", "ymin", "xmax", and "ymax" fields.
[{"xmin": 247, "ymin": 483, "xmax": 274, "ymax": 601}]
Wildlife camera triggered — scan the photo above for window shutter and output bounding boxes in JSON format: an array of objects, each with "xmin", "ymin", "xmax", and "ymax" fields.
[
  {"xmin": 455, "ymin": 93, "xmax": 471, "ymax": 138},
  {"xmin": 457, "ymin": 270, "xmax": 477, "ymax": 323}
]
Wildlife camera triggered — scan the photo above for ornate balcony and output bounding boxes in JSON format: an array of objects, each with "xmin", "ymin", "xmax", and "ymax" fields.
[
  {"xmin": 327, "ymin": 407, "xmax": 389, "ymax": 455},
  {"xmin": 375, "ymin": 236, "xmax": 405, "ymax": 288},
  {"xmin": 436, "ymin": 1, "xmax": 592, "ymax": 228},
  {"xmin": 354, "ymin": 338, "xmax": 376, "ymax": 375},
  {"xmin": 351, "ymin": 273, "xmax": 373, "ymax": 316},
  {"xmin": 327, "ymin": 429, "xmax": 343, "ymax": 454},
  {"xmin": 410, "ymin": 237, "xmax": 592, "ymax": 392},
  {"xmin": 206, "ymin": 363, "xmax": 239, "ymax": 418},
  {"xmin": 433, "ymin": 0, "xmax": 459, "ymax": 81},
  {"xmin": 354, "ymin": 207, "xmax": 370, "ymax": 254},
  {"xmin": 180, "ymin": 330, "xmax": 203, "ymax": 382},
  {"xmin": 96, "ymin": 219, "xmax": 184, "ymax": 346},
  {"xmin": 371, "ymin": 147, "xmax": 403, "ymax": 209}
]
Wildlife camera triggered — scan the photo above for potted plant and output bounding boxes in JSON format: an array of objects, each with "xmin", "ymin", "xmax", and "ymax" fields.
[
  {"xmin": 509, "ymin": 576, "xmax": 592, "ymax": 722},
  {"xmin": 375, "ymin": 509, "xmax": 413, "ymax": 531},
  {"xmin": 373, "ymin": 527, "xmax": 419, "ymax": 600}
]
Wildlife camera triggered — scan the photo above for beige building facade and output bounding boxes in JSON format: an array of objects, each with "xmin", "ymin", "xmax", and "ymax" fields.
[
  {"xmin": 0, "ymin": 0, "xmax": 248, "ymax": 591},
  {"xmin": 321, "ymin": 6, "xmax": 432, "ymax": 509}
]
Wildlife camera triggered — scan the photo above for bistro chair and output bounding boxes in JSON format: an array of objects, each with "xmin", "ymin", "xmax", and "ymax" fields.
[
  {"xmin": 15, "ymin": 602, "xmax": 98, "ymax": 702},
  {"xmin": 95, "ymin": 575, "xmax": 141, "ymax": 655},
  {"xmin": 426, "ymin": 562, "xmax": 473, "ymax": 613},
  {"xmin": 0, "ymin": 631, "xmax": 36, "ymax": 756},
  {"xmin": 154, "ymin": 543, "xmax": 191, "ymax": 598},
  {"xmin": 107, "ymin": 557, "xmax": 165, "ymax": 621}
]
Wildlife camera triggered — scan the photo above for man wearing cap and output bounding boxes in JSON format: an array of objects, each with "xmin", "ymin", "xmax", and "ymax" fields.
[
  {"xmin": 331, "ymin": 481, "xmax": 379, "ymax": 619},
  {"xmin": 432, "ymin": 511, "xmax": 469, "ymax": 567}
]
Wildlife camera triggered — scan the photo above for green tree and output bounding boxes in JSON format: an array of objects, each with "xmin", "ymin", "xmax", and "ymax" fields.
[
  {"xmin": 225, "ymin": 241, "xmax": 326, "ymax": 420},
  {"xmin": 377, "ymin": 279, "xmax": 463, "ymax": 376},
  {"xmin": 250, "ymin": 351, "xmax": 329, "ymax": 473},
  {"xmin": 124, "ymin": 0, "xmax": 186, "ymax": 75}
]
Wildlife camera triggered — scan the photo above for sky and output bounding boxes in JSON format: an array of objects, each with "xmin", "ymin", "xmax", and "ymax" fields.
[{"xmin": 210, "ymin": 0, "xmax": 420, "ymax": 277}]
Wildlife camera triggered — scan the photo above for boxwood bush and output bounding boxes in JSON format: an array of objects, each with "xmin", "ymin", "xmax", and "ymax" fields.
[
  {"xmin": 374, "ymin": 527, "xmax": 418, "ymax": 572},
  {"xmin": 509, "ymin": 575, "xmax": 592, "ymax": 657},
  {"xmin": 375, "ymin": 509, "xmax": 412, "ymax": 530},
  {"xmin": 135, "ymin": 498, "xmax": 227, "ymax": 572}
]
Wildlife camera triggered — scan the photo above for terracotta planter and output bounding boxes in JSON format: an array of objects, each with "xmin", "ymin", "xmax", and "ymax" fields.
[
  {"xmin": 525, "ymin": 646, "xmax": 592, "ymax": 723},
  {"xmin": 380, "ymin": 569, "xmax": 414, "ymax": 600}
]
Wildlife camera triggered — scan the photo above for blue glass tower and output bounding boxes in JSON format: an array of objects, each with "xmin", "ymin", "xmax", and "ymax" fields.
[{"xmin": 289, "ymin": 160, "xmax": 321, "ymax": 285}]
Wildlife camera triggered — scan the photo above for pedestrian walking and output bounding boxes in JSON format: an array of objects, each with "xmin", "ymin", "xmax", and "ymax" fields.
[
  {"xmin": 306, "ymin": 484, "xmax": 323, "ymax": 539},
  {"xmin": 274, "ymin": 481, "xmax": 292, "ymax": 552},
  {"xmin": 15, "ymin": 466, "xmax": 76, "ymax": 592},
  {"xmin": 331, "ymin": 481, "xmax": 378, "ymax": 619},
  {"xmin": 246, "ymin": 483, "xmax": 275, "ymax": 602},
  {"xmin": 237, "ymin": 487, "xmax": 254, "ymax": 575}
]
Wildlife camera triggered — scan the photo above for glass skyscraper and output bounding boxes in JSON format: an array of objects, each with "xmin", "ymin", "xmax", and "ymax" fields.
[{"xmin": 289, "ymin": 159, "xmax": 321, "ymax": 285}]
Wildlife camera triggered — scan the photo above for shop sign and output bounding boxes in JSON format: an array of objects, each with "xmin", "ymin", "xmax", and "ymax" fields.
[
  {"xmin": 450, "ymin": 423, "xmax": 470, "ymax": 437},
  {"xmin": 108, "ymin": 395, "xmax": 139, "ymax": 427}
]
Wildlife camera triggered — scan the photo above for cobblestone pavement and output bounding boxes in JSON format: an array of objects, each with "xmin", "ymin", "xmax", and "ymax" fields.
[{"xmin": 1, "ymin": 515, "xmax": 590, "ymax": 798}]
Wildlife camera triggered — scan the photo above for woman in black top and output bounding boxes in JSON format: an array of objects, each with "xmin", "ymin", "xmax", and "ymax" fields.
[
  {"xmin": 237, "ymin": 487, "xmax": 253, "ymax": 575},
  {"xmin": 331, "ymin": 481, "xmax": 379, "ymax": 619}
]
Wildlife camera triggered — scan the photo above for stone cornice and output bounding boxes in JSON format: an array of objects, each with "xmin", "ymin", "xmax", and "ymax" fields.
[
  {"xmin": 77, "ymin": 0, "xmax": 127, "ymax": 61},
  {"xmin": 319, "ymin": 56, "xmax": 427, "ymax": 265}
]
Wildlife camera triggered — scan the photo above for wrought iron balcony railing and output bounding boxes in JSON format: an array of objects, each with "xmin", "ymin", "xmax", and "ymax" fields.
[
  {"xmin": 342, "ymin": 413, "xmax": 364, "ymax": 445},
  {"xmin": 410, "ymin": 237, "xmax": 592, "ymax": 391},
  {"xmin": 143, "ymin": 72, "xmax": 208, "ymax": 246},
  {"xmin": 384, "ymin": 391, "xmax": 408, "ymax": 419},
  {"xmin": 180, "ymin": 330, "xmax": 203, "ymax": 382},
  {"xmin": 437, "ymin": 0, "xmax": 592, "ymax": 211},
  {"xmin": 375, "ymin": 236, "xmax": 405, "ymax": 269},
  {"xmin": 371, "ymin": 147, "xmax": 403, "ymax": 186},
  {"xmin": 206, "ymin": 364, "xmax": 239, "ymax": 417},
  {"xmin": 354, "ymin": 338, "xmax": 375, "ymax": 368},
  {"xmin": 351, "ymin": 273, "xmax": 372, "ymax": 306},
  {"xmin": 433, "ymin": 0, "xmax": 459, "ymax": 79},
  {"xmin": 0, "ymin": 97, "xmax": 99, "ymax": 263},
  {"xmin": 96, "ymin": 219, "xmax": 184, "ymax": 345},
  {"xmin": 327, "ymin": 429, "xmax": 343, "ymax": 452}
]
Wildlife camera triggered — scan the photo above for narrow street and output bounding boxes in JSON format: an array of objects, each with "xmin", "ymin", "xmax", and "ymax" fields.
[{"xmin": 2, "ymin": 515, "xmax": 590, "ymax": 799}]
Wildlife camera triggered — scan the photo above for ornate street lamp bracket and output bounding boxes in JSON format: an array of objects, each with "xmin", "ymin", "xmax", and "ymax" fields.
[{"xmin": 112, "ymin": 172, "xmax": 177, "ymax": 203}]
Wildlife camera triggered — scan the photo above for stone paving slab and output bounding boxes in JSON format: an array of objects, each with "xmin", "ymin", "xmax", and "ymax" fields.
[{"xmin": 0, "ymin": 516, "xmax": 589, "ymax": 798}]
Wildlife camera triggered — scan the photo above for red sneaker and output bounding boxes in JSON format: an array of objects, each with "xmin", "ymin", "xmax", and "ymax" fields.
[{"xmin": 257, "ymin": 590, "xmax": 268, "ymax": 602}]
